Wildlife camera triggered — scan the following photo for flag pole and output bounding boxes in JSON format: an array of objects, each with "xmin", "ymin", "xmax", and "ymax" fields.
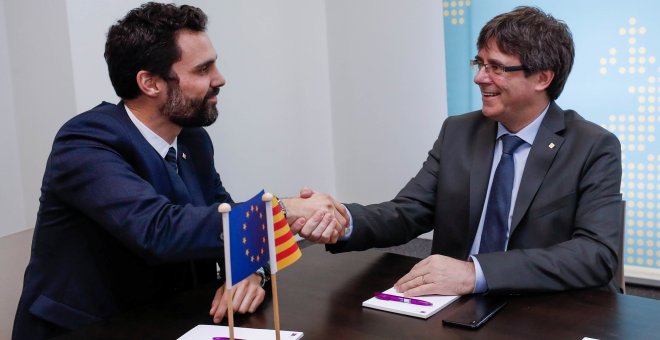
[
  {"xmin": 262, "ymin": 193, "xmax": 281, "ymax": 340},
  {"xmin": 271, "ymin": 273, "xmax": 281, "ymax": 340},
  {"xmin": 219, "ymin": 203, "xmax": 235, "ymax": 340},
  {"xmin": 226, "ymin": 288, "xmax": 235, "ymax": 340}
]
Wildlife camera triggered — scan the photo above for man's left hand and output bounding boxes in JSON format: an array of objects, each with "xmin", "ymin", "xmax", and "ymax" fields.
[
  {"xmin": 394, "ymin": 254, "xmax": 476, "ymax": 296},
  {"xmin": 209, "ymin": 273, "xmax": 265, "ymax": 323}
]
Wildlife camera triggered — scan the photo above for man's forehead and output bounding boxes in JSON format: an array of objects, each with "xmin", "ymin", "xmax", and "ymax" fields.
[
  {"xmin": 477, "ymin": 42, "xmax": 520, "ymax": 62},
  {"xmin": 175, "ymin": 30, "xmax": 217, "ymax": 65}
]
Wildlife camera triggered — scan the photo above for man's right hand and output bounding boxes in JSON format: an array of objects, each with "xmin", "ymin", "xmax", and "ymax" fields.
[{"xmin": 281, "ymin": 188, "xmax": 349, "ymax": 244}]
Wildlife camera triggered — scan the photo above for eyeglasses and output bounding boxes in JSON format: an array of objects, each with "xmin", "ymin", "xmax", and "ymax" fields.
[{"xmin": 469, "ymin": 59, "xmax": 530, "ymax": 75}]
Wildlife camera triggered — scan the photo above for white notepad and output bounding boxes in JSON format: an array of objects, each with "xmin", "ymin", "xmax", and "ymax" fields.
[
  {"xmin": 362, "ymin": 287, "xmax": 459, "ymax": 319},
  {"xmin": 177, "ymin": 325, "xmax": 304, "ymax": 340}
]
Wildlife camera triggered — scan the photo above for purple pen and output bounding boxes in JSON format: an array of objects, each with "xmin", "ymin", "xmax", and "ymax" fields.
[{"xmin": 374, "ymin": 292, "xmax": 433, "ymax": 306}]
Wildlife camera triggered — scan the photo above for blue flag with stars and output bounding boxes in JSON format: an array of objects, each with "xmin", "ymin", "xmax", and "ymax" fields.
[{"xmin": 228, "ymin": 190, "xmax": 270, "ymax": 285}]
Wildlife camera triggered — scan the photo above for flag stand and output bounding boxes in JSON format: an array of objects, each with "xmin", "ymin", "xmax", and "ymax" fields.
[
  {"xmin": 262, "ymin": 193, "xmax": 281, "ymax": 340},
  {"xmin": 227, "ymin": 288, "xmax": 235, "ymax": 340},
  {"xmin": 219, "ymin": 203, "xmax": 236, "ymax": 340},
  {"xmin": 271, "ymin": 274, "xmax": 281, "ymax": 340}
]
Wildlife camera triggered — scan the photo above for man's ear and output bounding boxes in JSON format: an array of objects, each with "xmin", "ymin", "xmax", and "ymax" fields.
[
  {"xmin": 136, "ymin": 70, "xmax": 164, "ymax": 98},
  {"xmin": 535, "ymin": 70, "xmax": 555, "ymax": 92}
]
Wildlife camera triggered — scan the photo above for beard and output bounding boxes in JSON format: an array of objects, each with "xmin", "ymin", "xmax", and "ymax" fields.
[{"xmin": 162, "ymin": 83, "xmax": 220, "ymax": 127}]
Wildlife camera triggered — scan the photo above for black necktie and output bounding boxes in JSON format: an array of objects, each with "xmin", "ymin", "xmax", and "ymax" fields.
[
  {"xmin": 165, "ymin": 147, "xmax": 178, "ymax": 173},
  {"xmin": 480, "ymin": 134, "xmax": 526, "ymax": 253}
]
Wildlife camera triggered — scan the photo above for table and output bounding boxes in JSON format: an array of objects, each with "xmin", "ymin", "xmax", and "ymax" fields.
[{"xmin": 60, "ymin": 244, "xmax": 660, "ymax": 339}]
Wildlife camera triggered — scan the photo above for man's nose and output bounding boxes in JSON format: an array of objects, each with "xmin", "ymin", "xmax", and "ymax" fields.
[
  {"xmin": 212, "ymin": 68, "xmax": 226, "ymax": 88},
  {"xmin": 473, "ymin": 67, "xmax": 491, "ymax": 85}
]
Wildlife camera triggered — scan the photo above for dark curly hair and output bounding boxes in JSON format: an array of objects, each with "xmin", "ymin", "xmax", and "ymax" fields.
[
  {"xmin": 477, "ymin": 6, "xmax": 575, "ymax": 100},
  {"xmin": 104, "ymin": 2, "xmax": 207, "ymax": 99}
]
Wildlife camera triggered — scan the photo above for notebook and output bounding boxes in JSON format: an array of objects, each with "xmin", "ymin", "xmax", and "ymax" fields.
[{"xmin": 362, "ymin": 287, "xmax": 459, "ymax": 319}]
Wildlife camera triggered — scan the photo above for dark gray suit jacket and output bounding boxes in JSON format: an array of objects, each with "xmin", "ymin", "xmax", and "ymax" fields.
[{"xmin": 328, "ymin": 102, "xmax": 623, "ymax": 293}]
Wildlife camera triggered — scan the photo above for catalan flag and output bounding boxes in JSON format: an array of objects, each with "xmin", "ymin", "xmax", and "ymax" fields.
[
  {"xmin": 270, "ymin": 197, "xmax": 302, "ymax": 272},
  {"xmin": 223, "ymin": 191, "xmax": 270, "ymax": 287}
]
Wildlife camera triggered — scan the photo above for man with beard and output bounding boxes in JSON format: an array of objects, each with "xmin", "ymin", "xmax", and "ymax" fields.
[{"xmin": 12, "ymin": 3, "xmax": 345, "ymax": 339}]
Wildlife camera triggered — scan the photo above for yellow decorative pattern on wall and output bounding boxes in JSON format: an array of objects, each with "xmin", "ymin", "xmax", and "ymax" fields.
[
  {"xmin": 600, "ymin": 17, "xmax": 660, "ymax": 268},
  {"xmin": 443, "ymin": 0, "xmax": 471, "ymax": 25}
]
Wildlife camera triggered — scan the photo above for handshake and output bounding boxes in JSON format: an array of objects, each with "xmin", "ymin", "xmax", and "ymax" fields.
[{"xmin": 280, "ymin": 187, "xmax": 350, "ymax": 244}]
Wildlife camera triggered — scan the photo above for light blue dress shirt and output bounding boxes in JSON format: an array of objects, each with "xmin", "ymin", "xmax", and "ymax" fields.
[{"xmin": 470, "ymin": 105, "xmax": 549, "ymax": 292}]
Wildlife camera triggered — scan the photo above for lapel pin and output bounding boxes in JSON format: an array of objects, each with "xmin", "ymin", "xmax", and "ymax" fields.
[
  {"xmin": 548, "ymin": 143, "xmax": 555, "ymax": 149},
  {"xmin": 182, "ymin": 152, "xmax": 187, "ymax": 160}
]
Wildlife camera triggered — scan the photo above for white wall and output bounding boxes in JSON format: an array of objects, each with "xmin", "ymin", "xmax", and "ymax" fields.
[
  {"xmin": 203, "ymin": 0, "xmax": 337, "ymax": 199},
  {"xmin": 0, "ymin": 0, "xmax": 26, "ymax": 238},
  {"xmin": 1, "ymin": 0, "xmax": 77, "ymax": 238},
  {"xmin": 1, "ymin": 1, "xmax": 447, "ymax": 337},
  {"xmin": 326, "ymin": 0, "xmax": 447, "ymax": 204}
]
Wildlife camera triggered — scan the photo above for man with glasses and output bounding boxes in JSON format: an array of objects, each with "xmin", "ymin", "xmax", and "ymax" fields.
[{"xmin": 297, "ymin": 6, "xmax": 623, "ymax": 296}]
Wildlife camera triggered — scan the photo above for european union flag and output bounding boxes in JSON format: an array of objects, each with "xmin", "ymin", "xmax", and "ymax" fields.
[{"xmin": 228, "ymin": 190, "xmax": 270, "ymax": 285}]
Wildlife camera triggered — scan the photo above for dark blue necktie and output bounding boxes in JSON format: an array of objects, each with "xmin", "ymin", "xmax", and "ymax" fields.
[
  {"xmin": 165, "ymin": 147, "xmax": 178, "ymax": 173},
  {"xmin": 480, "ymin": 134, "xmax": 526, "ymax": 253}
]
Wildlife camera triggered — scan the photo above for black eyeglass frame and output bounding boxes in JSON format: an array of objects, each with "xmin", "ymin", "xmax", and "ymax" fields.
[{"xmin": 469, "ymin": 59, "xmax": 531, "ymax": 75}]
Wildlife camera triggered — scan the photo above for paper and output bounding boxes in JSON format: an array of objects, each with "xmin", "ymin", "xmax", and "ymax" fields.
[
  {"xmin": 177, "ymin": 325, "xmax": 304, "ymax": 340},
  {"xmin": 362, "ymin": 287, "xmax": 459, "ymax": 319}
]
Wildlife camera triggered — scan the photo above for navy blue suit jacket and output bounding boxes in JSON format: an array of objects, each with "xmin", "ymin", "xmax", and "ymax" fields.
[{"xmin": 13, "ymin": 102, "xmax": 233, "ymax": 339}]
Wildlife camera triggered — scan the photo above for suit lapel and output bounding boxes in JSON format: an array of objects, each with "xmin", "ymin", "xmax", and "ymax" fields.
[
  {"xmin": 177, "ymin": 143, "xmax": 205, "ymax": 205},
  {"xmin": 469, "ymin": 119, "xmax": 497, "ymax": 239},
  {"xmin": 510, "ymin": 102, "xmax": 565, "ymax": 233}
]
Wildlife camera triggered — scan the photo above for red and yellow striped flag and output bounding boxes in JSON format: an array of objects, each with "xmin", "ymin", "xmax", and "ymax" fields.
[{"xmin": 272, "ymin": 197, "xmax": 302, "ymax": 271}]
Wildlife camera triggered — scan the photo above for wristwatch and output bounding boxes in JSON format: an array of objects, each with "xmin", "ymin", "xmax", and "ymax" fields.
[
  {"xmin": 275, "ymin": 196, "xmax": 287, "ymax": 217},
  {"xmin": 255, "ymin": 267, "xmax": 269, "ymax": 287}
]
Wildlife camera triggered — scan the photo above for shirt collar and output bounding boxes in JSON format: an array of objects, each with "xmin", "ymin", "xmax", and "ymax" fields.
[
  {"xmin": 124, "ymin": 105, "xmax": 177, "ymax": 158},
  {"xmin": 496, "ymin": 103, "xmax": 550, "ymax": 145}
]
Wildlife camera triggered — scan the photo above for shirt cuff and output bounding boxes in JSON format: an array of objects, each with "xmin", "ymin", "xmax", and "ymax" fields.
[
  {"xmin": 469, "ymin": 255, "xmax": 488, "ymax": 293},
  {"xmin": 338, "ymin": 207, "xmax": 354, "ymax": 241}
]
